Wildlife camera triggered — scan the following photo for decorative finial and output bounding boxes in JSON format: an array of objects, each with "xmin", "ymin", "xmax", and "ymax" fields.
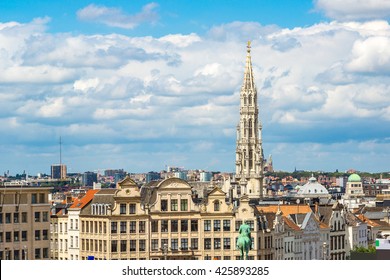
[{"xmin": 247, "ymin": 41, "xmax": 251, "ymax": 52}]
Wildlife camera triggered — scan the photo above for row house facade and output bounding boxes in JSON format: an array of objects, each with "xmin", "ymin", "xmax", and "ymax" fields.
[
  {"xmin": 48, "ymin": 177, "xmax": 380, "ymax": 260},
  {"xmin": 76, "ymin": 177, "xmax": 276, "ymax": 260}
]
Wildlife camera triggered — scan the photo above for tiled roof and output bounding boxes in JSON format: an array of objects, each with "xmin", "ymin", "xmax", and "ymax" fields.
[
  {"xmin": 69, "ymin": 189, "xmax": 99, "ymax": 209},
  {"xmin": 283, "ymin": 216, "xmax": 301, "ymax": 231},
  {"xmin": 256, "ymin": 204, "xmax": 312, "ymax": 216},
  {"xmin": 356, "ymin": 214, "xmax": 382, "ymax": 227}
]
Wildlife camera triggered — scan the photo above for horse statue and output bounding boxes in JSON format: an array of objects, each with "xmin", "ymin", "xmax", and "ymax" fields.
[{"xmin": 237, "ymin": 221, "xmax": 252, "ymax": 260}]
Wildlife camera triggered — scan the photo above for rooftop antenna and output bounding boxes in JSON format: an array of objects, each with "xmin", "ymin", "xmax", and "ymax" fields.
[{"xmin": 59, "ymin": 136, "xmax": 62, "ymax": 166}]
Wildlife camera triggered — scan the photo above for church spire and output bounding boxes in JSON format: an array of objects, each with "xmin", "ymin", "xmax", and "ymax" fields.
[
  {"xmin": 243, "ymin": 41, "xmax": 256, "ymax": 92},
  {"xmin": 235, "ymin": 42, "xmax": 264, "ymax": 199}
]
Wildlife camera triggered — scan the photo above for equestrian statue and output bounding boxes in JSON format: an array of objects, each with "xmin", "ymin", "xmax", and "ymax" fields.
[{"xmin": 237, "ymin": 220, "xmax": 252, "ymax": 260}]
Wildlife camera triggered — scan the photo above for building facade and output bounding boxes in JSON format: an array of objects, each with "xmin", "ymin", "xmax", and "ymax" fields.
[{"xmin": 0, "ymin": 186, "xmax": 52, "ymax": 260}]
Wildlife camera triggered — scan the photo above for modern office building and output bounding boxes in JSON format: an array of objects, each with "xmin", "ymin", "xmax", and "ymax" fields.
[{"xmin": 51, "ymin": 164, "xmax": 67, "ymax": 180}]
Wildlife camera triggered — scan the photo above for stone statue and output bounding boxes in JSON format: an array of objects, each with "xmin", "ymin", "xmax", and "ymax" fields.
[{"xmin": 237, "ymin": 220, "xmax": 252, "ymax": 260}]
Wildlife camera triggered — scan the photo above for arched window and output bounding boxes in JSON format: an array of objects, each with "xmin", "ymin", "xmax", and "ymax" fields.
[
  {"xmin": 244, "ymin": 96, "xmax": 247, "ymax": 106},
  {"xmin": 248, "ymin": 94, "xmax": 252, "ymax": 105}
]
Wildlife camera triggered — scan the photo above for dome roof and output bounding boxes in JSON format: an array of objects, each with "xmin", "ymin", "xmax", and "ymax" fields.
[
  {"xmin": 297, "ymin": 176, "xmax": 329, "ymax": 197},
  {"xmin": 348, "ymin": 173, "xmax": 361, "ymax": 182}
]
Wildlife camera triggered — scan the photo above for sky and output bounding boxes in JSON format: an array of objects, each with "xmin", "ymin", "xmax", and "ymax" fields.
[{"xmin": 0, "ymin": 0, "xmax": 390, "ymax": 175}]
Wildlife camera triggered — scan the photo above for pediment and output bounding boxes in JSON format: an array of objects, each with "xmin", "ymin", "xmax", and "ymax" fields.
[
  {"xmin": 208, "ymin": 187, "xmax": 226, "ymax": 198},
  {"xmin": 157, "ymin": 177, "xmax": 192, "ymax": 190},
  {"xmin": 117, "ymin": 176, "xmax": 138, "ymax": 188}
]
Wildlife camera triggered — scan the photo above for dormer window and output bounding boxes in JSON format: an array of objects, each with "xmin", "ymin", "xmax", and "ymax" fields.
[
  {"xmin": 161, "ymin": 200, "xmax": 168, "ymax": 211},
  {"xmin": 171, "ymin": 199, "xmax": 178, "ymax": 211},
  {"xmin": 214, "ymin": 200, "xmax": 220, "ymax": 211},
  {"xmin": 129, "ymin": 204, "xmax": 136, "ymax": 214}
]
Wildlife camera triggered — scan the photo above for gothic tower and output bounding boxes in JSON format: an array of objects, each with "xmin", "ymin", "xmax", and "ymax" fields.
[{"xmin": 235, "ymin": 42, "xmax": 264, "ymax": 198}]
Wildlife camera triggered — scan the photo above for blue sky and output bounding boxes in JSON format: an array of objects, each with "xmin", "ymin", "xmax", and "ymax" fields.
[{"xmin": 0, "ymin": 0, "xmax": 390, "ymax": 175}]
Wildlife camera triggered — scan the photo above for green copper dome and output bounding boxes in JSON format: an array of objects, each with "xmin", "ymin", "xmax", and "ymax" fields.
[{"xmin": 348, "ymin": 173, "xmax": 361, "ymax": 182}]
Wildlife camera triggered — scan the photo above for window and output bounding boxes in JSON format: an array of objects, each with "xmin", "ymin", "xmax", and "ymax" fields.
[
  {"xmin": 180, "ymin": 220, "xmax": 188, "ymax": 232},
  {"xmin": 35, "ymin": 230, "xmax": 40, "ymax": 240},
  {"xmin": 0, "ymin": 213, "xmax": 3, "ymax": 224},
  {"xmin": 139, "ymin": 221, "xmax": 146, "ymax": 233},
  {"xmin": 0, "ymin": 232, "xmax": 2, "ymax": 242},
  {"xmin": 39, "ymin": 193, "xmax": 45, "ymax": 203},
  {"xmin": 151, "ymin": 239, "xmax": 159, "ymax": 251},
  {"xmin": 35, "ymin": 248, "xmax": 41, "ymax": 259},
  {"xmin": 31, "ymin": 193, "xmax": 37, "ymax": 204},
  {"xmin": 161, "ymin": 220, "xmax": 168, "ymax": 232},
  {"xmin": 214, "ymin": 238, "xmax": 221, "ymax": 249},
  {"xmin": 214, "ymin": 200, "xmax": 220, "ymax": 211},
  {"xmin": 14, "ymin": 231, "xmax": 19, "ymax": 242},
  {"xmin": 43, "ymin": 248, "xmax": 49, "ymax": 259},
  {"xmin": 204, "ymin": 238, "xmax": 212, "ymax": 250},
  {"xmin": 111, "ymin": 240, "xmax": 118, "ymax": 252},
  {"xmin": 129, "ymin": 204, "xmax": 136, "ymax": 214},
  {"xmin": 22, "ymin": 231, "xmax": 27, "ymax": 241},
  {"xmin": 204, "ymin": 220, "xmax": 211, "ymax": 231},
  {"xmin": 21, "ymin": 212, "xmax": 27, "ymax": 223},
  {"xmin": 171, "ymin": 220, "xmax": 178, "ymax": 232},
  {"xmin": 42, "ymin": 230, "xmax": 48, "ymax": 240},
  {"xmin": 181, "ymin": 199, "xmax": 188, "ymax": 211},
  {"xmin": 120, "ymin": 222, "xmax": 127, "ymax": 233},
  {"xmin": 6, "ymin": 232, "xmax": 11, "ymax": 242},
  {"xmin": 120, "ymin": 203, "xmax": 126, "ymax": 214},
  {"xmin": 171, "ymin": 199, "xmax": 178, "ymax": 211},
  {"xmin": 223, "ymin": 220, "xmax": 231, "ymax": 231},
  {"xmin": 214, "ymin": 220, "xmax": 221, "ymax": 231},
  {"xmin": 223, "ymin": 238, "xmax": 231, "ymax": 249},
  {"xmin": 191, "ymin": 238, "xmax": 198, "ymax": 250},
  {"xmin": 161, "ymin": 199, "xmax": 168, "ymax": 211},
  {"xmin": 161, "ymin": 239, "xmax": 168, "ymax": 249},
  {"xmin": 139, "ymin": 240, "xmax": 146, "ymax": 251},
  {"xmin": 42, "ymin": 212, "xmax": 48, "ymax": 222},
  {"xmin": 34, "ymin": 212, "xmax": 40, "ymax": 222},
  {"xmin": 191, "ymin": 220, "xmax": 198, "ymax": 232},
  {"xmin": 120, "ymin": 240, "xmax": 127, "ymax": 252},
  {"xmin": 151, "ymin": 220, "xmax": 158, "ymax": 232},
  {"xmin": 14, "ymin": 250, "xmax": 20, "ymax": 260},
  {"xmin": 235, "ymin": 221, "xmax": 242, "ymax": 231},
  {"xmin": 171, "ymin": 239, "xmax": 178, "ymax": 250},
  {"xmin": 181, "ymin": 238, "xmax": 188, "ymax": 250},
  {"xmin": 247, "ymin": 220, "xmax": 254, "ymax": 231},
  {"xmin": 130, "ymin": 221, "xmax": 136, "ymax": 233},
  {"xmin": 13, "ymin": 213, "xmax": 19, "ymax": 223},
  {"xmin": 6, "ymin": 213, "xmax": 11, "ymax": 223},
  {"xmin": 111, "ymin": 222, "xmax": 117, "ymax": 234}
]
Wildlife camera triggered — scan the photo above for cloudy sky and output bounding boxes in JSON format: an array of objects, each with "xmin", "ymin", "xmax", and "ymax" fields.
[{"xmin": 0, "ymin": 0, "xmax": 389, "ymax": 175}]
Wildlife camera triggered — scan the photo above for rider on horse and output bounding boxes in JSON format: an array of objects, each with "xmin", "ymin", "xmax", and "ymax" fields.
[{"xmin": 237, "ymin": 220, "xmax": 252, "ymax": 259}]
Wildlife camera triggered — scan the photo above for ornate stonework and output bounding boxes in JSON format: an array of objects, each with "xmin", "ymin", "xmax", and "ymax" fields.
[{"xmin": 235, "ymin": 42, "xmax": 264, "ymax": 198}]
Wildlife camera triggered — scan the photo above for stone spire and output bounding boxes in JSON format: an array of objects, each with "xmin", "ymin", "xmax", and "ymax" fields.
[{"xmin": 235, "ymin": 42, "xmax": 264, "ymax": 199}]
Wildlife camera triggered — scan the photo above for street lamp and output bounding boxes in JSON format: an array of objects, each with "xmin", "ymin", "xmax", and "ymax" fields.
[
  {"xmin": 162, "ymin": 243, "xmax": 168, "ymax": 260},
  {"xmin": 322, "ymin": 242, "xmax": 328, "ymax": 260},
  {"xmin": 23, "ymin": 245, "xmax": 27, "ymax": 260},
  {"xmin": 5, "ymin": 247, "xmax": 9, "ymax": 260}
]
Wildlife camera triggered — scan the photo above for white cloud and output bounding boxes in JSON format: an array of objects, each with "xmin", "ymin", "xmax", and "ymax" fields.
[
  {"xmin": 1, "ymin": 17, "xmax": 390, "ymax": 173},
  {"xmin": 77, "ymin": 3, "xmax": 159, "ymax": 29},
  {"xmin": 346, "ymin": 36, "xmax": 390, "ymax": 73},
  {"xmin": 315, "ymin": 0, "xmax": 390, "ymax": 20},
  {"xmin": 73, "ymin": 78, "xmax": 100, "ymax": 93}
]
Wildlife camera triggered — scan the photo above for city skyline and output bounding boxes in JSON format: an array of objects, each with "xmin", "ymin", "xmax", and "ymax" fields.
[{"xmin": 1, "ymin": 0, "xmax": 390, "ymax": 175}]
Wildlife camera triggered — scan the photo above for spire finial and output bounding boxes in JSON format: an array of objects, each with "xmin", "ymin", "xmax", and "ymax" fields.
[{"xmin": 247, "ymin": 41, "xmax": 251, "ymax": 52}]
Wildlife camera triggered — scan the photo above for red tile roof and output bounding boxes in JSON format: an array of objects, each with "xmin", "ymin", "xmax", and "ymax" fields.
[
  {"xmin": 69, "ymin": 189, "xmax": 99, "ymax": 209},
  {"xmin": 256, "ymin": 205, "xmax": 313, "ymax": 216}
]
